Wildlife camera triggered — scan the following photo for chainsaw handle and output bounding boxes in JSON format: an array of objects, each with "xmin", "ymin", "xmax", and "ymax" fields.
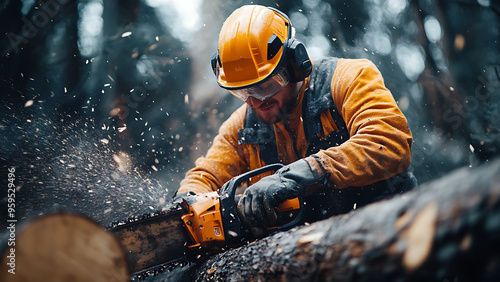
[
  {"xmin": 220, "ymin": 164, "xmax": 284, "ymax": 218},
  {"xmin": 220, "ymin": 165, "xmax": 283, "ymax": 244},
  {"xmin": 220, "ymin": 163, "xmax": 284, "ymax": 197},
  {"xmin": 220, "ymin": 164, "xmax": 304, "ymax": 244}
]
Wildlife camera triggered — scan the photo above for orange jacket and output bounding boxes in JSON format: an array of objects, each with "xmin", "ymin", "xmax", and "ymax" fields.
[{"xmin": 178, "ymin": 58, "xmax": 413, "ymax": 195}]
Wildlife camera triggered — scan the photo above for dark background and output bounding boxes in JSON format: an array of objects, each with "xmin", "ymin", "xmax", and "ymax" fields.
[{"xmin": 1, "ymin": 0, "xmax": 499, "ymax": 227}]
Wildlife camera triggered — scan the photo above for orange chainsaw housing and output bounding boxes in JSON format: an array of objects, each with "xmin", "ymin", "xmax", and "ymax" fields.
[
  {"xmin": 181, "ymin": 192, "xmax": 300, "ymax": 250},
  {"xmin": 181, "ymin": 192, "xmax": 225, "ymax": 249}
]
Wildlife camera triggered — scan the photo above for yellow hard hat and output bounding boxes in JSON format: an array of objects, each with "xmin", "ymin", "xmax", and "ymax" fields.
[{"xmin": 211, "ymin": 5, "xmax": 312, "ymax": 101}]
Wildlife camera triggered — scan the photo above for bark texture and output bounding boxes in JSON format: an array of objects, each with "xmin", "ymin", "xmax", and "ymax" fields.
[{"xmin": 157, "ymin": 158, "xmax": 500, "ymax": 281}]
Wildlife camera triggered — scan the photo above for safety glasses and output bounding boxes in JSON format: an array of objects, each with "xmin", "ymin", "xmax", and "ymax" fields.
[{"xmin": 227, "ymin": 67, "xmax": 290, "ymax": 102}]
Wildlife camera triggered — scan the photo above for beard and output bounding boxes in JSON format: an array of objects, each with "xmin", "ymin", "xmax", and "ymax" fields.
[
  {"xmin": 252, "ymin": 99, "xmax": 282, "ymax": 124},
  {"xmin": 248, "ymin": 81, "xmax": 304, "ymax": 124},
  {"xmin": 252, "ymin": 95, "xmax": 298, "ymax": 124}
]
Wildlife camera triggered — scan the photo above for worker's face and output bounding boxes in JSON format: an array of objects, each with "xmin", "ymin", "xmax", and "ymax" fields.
[{"xmin": 246, "ymin": 82, "xmax": 302, "ymax": 124}]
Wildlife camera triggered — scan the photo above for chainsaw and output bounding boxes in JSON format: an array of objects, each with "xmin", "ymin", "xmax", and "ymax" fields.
[{"xmin": 109, "ymin": 164, "xmax": 304, "ymax": 278}]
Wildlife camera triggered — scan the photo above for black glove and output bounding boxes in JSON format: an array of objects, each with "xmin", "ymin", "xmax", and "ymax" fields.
[{"xmin": 237, "ymin": 159, "xmax": 324, "ymax": 233}]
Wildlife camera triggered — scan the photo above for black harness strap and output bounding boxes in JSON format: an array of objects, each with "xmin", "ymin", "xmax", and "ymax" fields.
[{"xmin": 301, "ymin": 58, "xmax": 350, "ymax": 156}]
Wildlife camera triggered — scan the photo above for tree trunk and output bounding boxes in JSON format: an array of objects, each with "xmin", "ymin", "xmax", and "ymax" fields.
[{"xmin": 159, "ymin": 158, "xmax": 500, "ymax": 281}]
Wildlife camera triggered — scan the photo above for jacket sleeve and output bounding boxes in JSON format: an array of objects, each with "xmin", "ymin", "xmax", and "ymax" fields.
[
  {"xmin": 177, "ymin": 105, "xmax": 250, "ymax": 195},
  {"xmin": 314, "ymin": 59, "xmax": 413, "ymax": 189}
]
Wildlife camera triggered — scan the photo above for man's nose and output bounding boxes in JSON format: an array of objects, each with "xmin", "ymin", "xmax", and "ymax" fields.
[{"xmin": 246, "ymin": 97, "xmax": 264, "ymax": 108}]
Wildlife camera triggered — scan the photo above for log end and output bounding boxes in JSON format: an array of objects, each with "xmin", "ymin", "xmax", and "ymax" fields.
[{"xmin": 0, "ymin": 213, "xmax": 129, "ymax": 281}]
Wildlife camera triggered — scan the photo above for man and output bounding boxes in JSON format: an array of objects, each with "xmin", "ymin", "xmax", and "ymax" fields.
[{"xmin": 176, "ymin": 5, "xmax": 416, "ymax": 233}]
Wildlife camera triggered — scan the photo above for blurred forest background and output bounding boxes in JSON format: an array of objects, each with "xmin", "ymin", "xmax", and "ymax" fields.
[{"xmin": 1, "ymin": 0, "xmax": 500, "ymax": 223}]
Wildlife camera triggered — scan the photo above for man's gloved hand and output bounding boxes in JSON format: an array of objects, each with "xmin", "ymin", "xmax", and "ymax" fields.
[{"xmin": 237, "ymin": 158, "xmax": 326, "ymax": 235}]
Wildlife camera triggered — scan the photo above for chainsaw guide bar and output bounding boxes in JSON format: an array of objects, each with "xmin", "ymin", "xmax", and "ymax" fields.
[{"xmin": 109, "ymin": 206, "xmax": 196, "ymax": 279}]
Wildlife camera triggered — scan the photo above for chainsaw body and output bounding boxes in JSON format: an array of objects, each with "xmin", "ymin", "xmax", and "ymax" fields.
[
  {"xmin": 181, "ymin": 191, "xmax": 225, "ymax": 249},
  {"xmin": 180, "ymin": 164, "xmax": 303, "ymax": 249}
]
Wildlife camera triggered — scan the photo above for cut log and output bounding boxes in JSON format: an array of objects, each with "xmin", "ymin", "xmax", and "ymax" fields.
[
  {"xmin": 0, "ymin": 213, "xmax": 129, "ymax": 282},
  {"xmin": 154, "ymin": 158, "xmax": 500, "ymax": 281}
]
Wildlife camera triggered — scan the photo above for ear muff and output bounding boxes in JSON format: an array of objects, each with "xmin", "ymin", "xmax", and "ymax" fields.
[
  {"xmin": 285, "ymin": 38, "xmax": 312, "ymax": 82},
  {"xmin": 211, "ymin": 50, "xmax": 220, "ymax": 76}
]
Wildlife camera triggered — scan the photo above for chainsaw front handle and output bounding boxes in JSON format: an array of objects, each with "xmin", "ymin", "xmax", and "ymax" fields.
[{"xmin": 219, "ymin": 164, "xmax": 304, "ymax": 244}]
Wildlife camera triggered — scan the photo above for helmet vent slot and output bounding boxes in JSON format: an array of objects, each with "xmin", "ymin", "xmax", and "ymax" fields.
[{"xmin": 267, "ymin": 34, "xmax": 283, "ymax": 60}]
